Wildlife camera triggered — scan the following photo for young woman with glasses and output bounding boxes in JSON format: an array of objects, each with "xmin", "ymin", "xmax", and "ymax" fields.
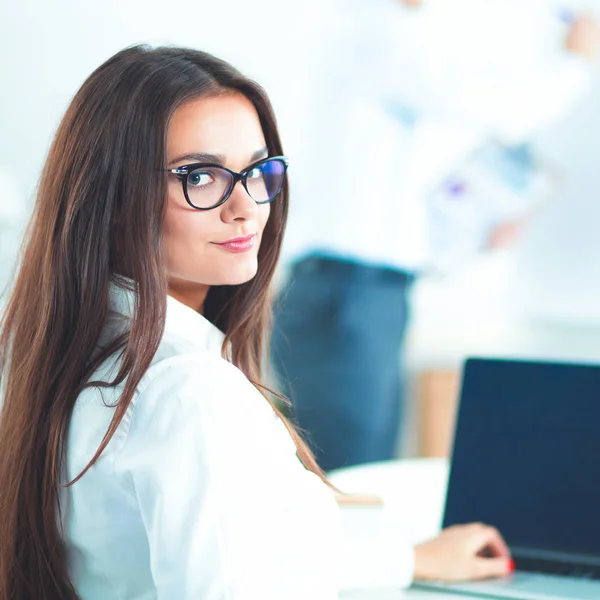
[{"xmin": 0, "ymin": 45, "xmax": 512, "ymax": 599}]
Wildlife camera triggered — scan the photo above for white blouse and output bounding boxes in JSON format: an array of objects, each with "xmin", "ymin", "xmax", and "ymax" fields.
[{"xmin": 61, "ymin": 283, "xmax": 414, "ymax": 599}]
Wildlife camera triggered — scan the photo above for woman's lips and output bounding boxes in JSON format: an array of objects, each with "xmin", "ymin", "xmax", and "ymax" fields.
[{"xmin": 213, "ymin": 234, "xmax": 256, "ymax": 253}]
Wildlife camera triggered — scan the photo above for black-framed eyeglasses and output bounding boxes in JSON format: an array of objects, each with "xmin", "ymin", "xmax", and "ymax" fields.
[{"xmin": 165, "ymin": 155, "xmax": 289, "ymax": 211}]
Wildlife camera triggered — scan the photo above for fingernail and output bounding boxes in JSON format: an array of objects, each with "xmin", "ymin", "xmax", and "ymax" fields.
[{"xmin": 507, "ymin": 559, "xmax": 516, "ymax": 574}]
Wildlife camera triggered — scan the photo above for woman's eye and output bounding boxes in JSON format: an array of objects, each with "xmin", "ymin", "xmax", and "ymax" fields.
[
  {"xmin": 247, "ymin": 167, "xmax": 263, "ymax": 180},
  {"xmin": 188, "ymin": 171, "xmax": 215, "ymax": 188}
]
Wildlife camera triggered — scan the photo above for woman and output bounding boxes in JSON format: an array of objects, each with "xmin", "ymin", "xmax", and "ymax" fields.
[{"xmin": 0, "ymin": 46, "xmax": 513, "ymax": 599}]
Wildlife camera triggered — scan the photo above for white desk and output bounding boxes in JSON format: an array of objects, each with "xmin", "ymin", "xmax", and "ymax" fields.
[{"xmin": 329, "ymin": 459, "xmax": 476, "ymax": 599}]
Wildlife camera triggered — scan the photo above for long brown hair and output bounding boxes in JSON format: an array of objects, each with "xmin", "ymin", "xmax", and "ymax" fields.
[{"xmin": 0, "ymin": 45, "xmax": 325, "ymax": 600}]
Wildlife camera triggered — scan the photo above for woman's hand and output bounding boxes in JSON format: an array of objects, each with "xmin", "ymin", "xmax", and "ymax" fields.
[{"xmin": 414, "ymin": 523, "xmax": 514, "ymax": 582}]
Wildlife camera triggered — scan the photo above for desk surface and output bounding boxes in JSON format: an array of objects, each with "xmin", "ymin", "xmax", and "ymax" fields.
[
  {"xmin": 330, "ymin": 459, "xmax": 448, "ymax": 546},
  {"xmin": 329, "ymin": 459, "xmax": 478, "ymax": 599}
]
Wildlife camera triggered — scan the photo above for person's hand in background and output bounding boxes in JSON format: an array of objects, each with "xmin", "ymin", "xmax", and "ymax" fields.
[
  {"xmin": 485, "ymin": 218, "xmax": 528, "ymax": 251},
  {"xmin": 414, "ymin": 523, "xmax": 514, "ymax": 582},
  {"xmin": 566, "ymin": 15, "xmax": 600, "ymax": 62}
]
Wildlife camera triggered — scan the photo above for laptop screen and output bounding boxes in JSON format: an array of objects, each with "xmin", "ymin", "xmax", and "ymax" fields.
[{"xmin": 443, "ymin": 358, "xmax": 600, "ymax": 562}]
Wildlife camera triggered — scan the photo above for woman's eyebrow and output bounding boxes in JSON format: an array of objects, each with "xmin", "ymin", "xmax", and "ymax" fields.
[
  {"xmin": 168, "ymin": 152, "xmax": 225, "ymax": 166},
  {"xmin": 250, "ymin": 146, "xmax": 269, "ymax": 162},
  {"xmin": 168, "ymin": 146, "xmax": 269, "ymax": 167}
]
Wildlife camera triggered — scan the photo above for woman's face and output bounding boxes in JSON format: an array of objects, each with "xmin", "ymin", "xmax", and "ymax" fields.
[{"xmin": 163, "ymin": 92, "xmax": 271, "ymax": 311}]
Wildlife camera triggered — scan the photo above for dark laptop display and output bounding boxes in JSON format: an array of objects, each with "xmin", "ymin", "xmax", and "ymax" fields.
[{"xmin": 443, "ymin": 358, "xmax": 600, "ymax": 576}]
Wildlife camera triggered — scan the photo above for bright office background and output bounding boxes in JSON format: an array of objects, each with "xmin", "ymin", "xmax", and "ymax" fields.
[{"xmin": 2, "ymin": 0, "xmax": 600, "ymax": 454}]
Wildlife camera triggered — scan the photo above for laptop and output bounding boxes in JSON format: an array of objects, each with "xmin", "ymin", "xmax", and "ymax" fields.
[{"xmin": 414, "ymin": 357, "xmax": 600, "ymax": 600}]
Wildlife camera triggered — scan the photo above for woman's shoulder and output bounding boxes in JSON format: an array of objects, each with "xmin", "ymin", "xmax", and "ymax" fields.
[
  {"xmin": 139, "ymin": 350, "xmax": 244, "ymax": 400},
  {"xmin": 134, "ymin": 350, "xmax": 274, "ymax": 432},
  {"xmin": 117, "ymin": 351, "xmax": 292, "ymax": 473},
  {"xmin": 136, "ymin": 327, "xmax": 239, "ymax": 401}
]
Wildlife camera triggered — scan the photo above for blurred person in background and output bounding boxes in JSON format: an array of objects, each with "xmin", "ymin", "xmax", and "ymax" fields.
[
  {"xmin": 0, "ymin": 44, "xmax": 516, "ymax": 600},
  {"xmin": 272, "ymin": 0, "xmax": 599, "ymax": 471}
]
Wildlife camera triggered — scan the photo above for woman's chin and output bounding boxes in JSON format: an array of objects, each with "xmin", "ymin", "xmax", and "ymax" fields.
[{"xmin": 217, "ymin": 259, "xmax": 259, "ymax": 286}]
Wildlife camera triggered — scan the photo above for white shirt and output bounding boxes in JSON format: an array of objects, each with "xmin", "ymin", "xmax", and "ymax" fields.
[
  {"xmin": 282, "ymin": 0, "xmax": 590, "ymax": 272},
  {"xmin": 61, "ymin": 282, "xmax": 414, "ymax": 599}
]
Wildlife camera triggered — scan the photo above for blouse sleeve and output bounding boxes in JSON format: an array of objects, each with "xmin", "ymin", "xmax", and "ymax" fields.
[
  {"xmin": 337, "ymin": 508, "xmax": 415, "ymax": 591},
  {"xmin": 114, "ymin": 354, "xmax": 339, "ymax": 600}
]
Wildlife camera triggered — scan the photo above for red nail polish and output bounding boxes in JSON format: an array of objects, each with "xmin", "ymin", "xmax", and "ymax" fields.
[{"xmin": 508, "ymin": 559, "xmax": 516, "ymax": 574}]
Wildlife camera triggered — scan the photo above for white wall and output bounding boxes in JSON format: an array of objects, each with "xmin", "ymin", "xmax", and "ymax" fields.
[{"xmin": 517, "ymin": 69, "xmax": 600, "ymax": 324}]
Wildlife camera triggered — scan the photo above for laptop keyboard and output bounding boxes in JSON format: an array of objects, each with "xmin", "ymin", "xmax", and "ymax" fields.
[
  {"xmin": 414, "ymin": 557, "xmax": 600, "ymax": 600},
  {"xmin": 517, "ymin": 556, "xmax": 600, "ymax": 580},
  {"xmin": 415, "ymin": 572, "xmax": 600, "ymax": 600}
]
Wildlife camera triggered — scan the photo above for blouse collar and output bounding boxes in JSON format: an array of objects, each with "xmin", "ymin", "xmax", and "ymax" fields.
[{"xmin": 108, "ymin": 279, "xmax": 225, "ymax": 355}]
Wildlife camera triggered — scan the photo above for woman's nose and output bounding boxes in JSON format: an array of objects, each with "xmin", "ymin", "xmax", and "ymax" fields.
[{"xmin": 220, "ymin": 181, "xmax": 258, "ymax": 221}]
